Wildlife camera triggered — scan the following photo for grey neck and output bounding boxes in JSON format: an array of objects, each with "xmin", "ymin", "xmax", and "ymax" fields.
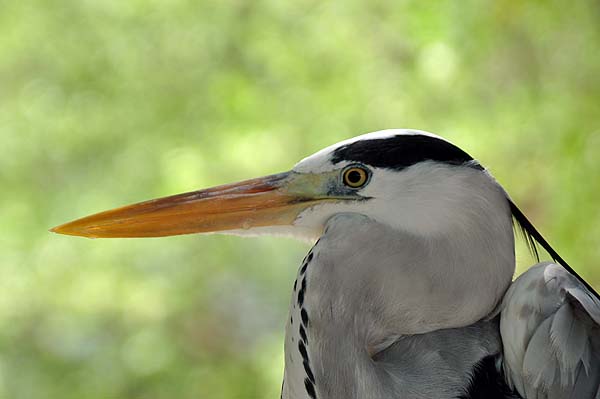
[{"xmin": 282, "ymin": 205, "xmax": 515, "ymax": 399}]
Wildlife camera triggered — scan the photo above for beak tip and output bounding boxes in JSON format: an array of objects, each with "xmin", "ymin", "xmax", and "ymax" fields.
[{"xmin": 49, "ymin": 223, "xmax": 88, "ymax": 238}]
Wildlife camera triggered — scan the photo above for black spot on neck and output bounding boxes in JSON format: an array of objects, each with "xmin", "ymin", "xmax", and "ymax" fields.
[
  {"xmin": 300, "ymin": 262, "xmax": 308, "ymax": 275},
  {"xmin": 297, "ymin": 278, "xmax": 307, "ymax": 306},
  {"xmin": 300, "ymin": 308, "xmax": 309, "ymax": 326},
  {"xmin": 304, "ymin": 378, "xmax": 317, "ymax": 399},
  {"xmin": 331, "ymin": 134, "xmax": 482, "ymax": 171},
  {"xmin": 299, "ymin": 325, "xmax": 307, "ymax": 343},
  {"xmin": 303, "ymin": 360, "xmax": 315, "ymax": 383},
  {"xmin": 298, "ymin": 341, "xmax": 308, "ymax": 359}
]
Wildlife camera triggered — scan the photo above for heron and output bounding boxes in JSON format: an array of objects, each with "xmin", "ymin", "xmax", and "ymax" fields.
[{"xmin": 52, "ymin": 129, "xmax": 600, "ymax": 399}]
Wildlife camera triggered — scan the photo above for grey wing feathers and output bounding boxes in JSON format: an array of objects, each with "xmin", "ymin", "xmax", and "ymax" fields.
[{"xmin": 500, "ymin": 262, "xmax": 600, "ymax": 399}]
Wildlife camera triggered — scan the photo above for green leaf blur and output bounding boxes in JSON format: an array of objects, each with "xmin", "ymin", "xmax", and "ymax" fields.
[{"xmin": 1, "ymin": 1, "xmax": 599, "ymax": 398}]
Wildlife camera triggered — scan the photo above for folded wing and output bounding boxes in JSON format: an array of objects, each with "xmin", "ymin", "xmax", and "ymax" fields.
[{"xmin": 500, "ymin": 262, "xmax": 600, "ymax": 399}]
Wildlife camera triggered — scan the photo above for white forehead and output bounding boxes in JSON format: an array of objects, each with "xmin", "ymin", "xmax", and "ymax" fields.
[{"xmin": 293, "ymin": 129, "xmax": 449, "ymax": 173}]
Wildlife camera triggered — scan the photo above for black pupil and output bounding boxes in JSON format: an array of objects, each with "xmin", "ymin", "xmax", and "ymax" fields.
[{"xmin": 347, "ymin": 170, "xmax": 363, "ymax": 185}]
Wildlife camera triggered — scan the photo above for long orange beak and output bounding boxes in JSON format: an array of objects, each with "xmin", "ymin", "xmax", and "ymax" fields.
[{"xmin": 51, "ymin": 172, "xmax": 319, "ymax": 238}]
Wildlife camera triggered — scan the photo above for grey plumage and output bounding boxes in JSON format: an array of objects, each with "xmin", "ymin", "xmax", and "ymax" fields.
[
  {"xmin": 372, "ymin": 318, "xmax": 502, "ymax": 398},
  {"xmin": 501, "ymin": 262, "xmax": 600, "ymax": 399}
]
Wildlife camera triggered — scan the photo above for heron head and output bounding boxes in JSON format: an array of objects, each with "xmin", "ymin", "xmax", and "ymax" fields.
[{"xmin": 51, "ymin": 130, "xmax": 512, "ymax": 242}]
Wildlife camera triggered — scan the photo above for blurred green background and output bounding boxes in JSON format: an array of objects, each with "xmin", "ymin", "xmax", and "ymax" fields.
[{"xmin": 1, "ymin": 0, "xmax": 599, "ymax": 398}]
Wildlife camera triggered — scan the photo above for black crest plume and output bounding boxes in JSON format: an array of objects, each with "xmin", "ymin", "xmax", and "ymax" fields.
[{"xmin": 509, "ymin": 201, "xmax": 600, "ymax": 300}]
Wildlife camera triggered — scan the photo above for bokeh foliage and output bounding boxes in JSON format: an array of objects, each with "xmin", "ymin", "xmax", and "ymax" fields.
[{"xmin": 1, "ymin": 0, "xmax": 599, "ymax": 398}]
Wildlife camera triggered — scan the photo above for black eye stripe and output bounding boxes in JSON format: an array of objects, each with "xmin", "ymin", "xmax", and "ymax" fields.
[{"xmin": 332, "ymin": 134, "xmax": 481, "ymax": 171}]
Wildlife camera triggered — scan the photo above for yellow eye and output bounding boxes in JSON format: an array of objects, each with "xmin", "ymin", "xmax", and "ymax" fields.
[{"xmin": 342, "ymin": 166, "xmax": 369, "ymax": 188}]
